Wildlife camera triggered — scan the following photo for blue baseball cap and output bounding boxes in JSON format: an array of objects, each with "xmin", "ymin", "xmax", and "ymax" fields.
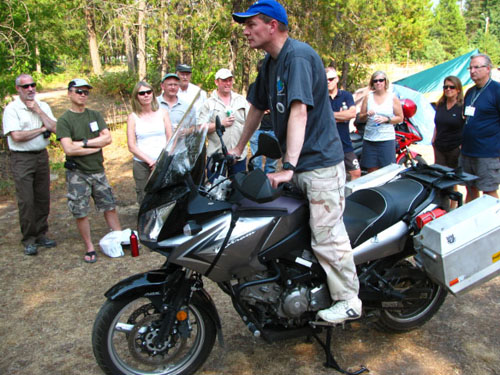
[{"xmin": 232, "ymin": 0, "xmax": 288, "ymax": 26}]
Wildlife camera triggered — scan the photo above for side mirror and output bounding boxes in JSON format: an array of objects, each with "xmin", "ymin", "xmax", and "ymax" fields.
[{"xmin": 249, "ymin": 133, "xmax": 282, "ymax": 169}]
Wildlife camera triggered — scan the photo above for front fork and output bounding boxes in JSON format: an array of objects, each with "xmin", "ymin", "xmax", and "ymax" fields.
[{"xmin": 154, "ymin": 269, "xmax": 198, "ymax": 346}]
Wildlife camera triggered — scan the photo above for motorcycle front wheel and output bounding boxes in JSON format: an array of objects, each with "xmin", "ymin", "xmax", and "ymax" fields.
[
  {"xmin": 92, "ymin": 296, "xmax": 216, "ymax": 375},
  {"xmin": 375, "ymin": 257, "xmax": 447, "ymax": 333}
]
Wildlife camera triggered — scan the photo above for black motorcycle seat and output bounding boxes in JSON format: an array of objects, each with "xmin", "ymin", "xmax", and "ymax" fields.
[{"xmin": 344, "ymin": 178, "xmax": 426, "ymax": 247}]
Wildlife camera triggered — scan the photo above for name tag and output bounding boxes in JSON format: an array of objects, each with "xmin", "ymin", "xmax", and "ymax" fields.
[
  {"xmin": 464, "ymin": 106, "xmax": 475, "ymax": 117},
  {"xmin": 89, "ymin": 121, "xmax": 99, "ymax": 132}
]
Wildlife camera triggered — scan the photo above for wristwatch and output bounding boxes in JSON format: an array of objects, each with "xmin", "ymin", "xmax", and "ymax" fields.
[
  {"xmin": 82, "ymin": 138, "xmax": 88, "ymax": 148},
  {"xmin": 282, "ymin": 162, "xmax": 296, "ymax": 171}
]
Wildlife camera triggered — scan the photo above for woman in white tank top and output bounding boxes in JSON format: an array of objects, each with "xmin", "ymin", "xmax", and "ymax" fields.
[
  {"xmin": 358, "ymin": 71, "xmax": 403, "ymax": 173},
  {"xmin": 127, "ymin": 81, "xmax": 173, "ymax": 203}
]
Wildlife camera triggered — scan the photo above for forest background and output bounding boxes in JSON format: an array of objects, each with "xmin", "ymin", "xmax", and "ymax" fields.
[{"xmin": 1, "ymin": 0, "xmax": 499, "ymax": 108}]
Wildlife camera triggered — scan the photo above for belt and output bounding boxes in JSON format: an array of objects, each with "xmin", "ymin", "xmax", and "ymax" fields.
[{"xmin": 11, "ymin": 149, "xmax": 45, "ymax": 154}]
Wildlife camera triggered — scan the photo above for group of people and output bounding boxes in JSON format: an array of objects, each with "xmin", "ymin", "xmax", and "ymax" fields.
[
  {"xmin": 432, "ymin": 54, "xmax": 500, "ymax": 202},
  {"xmin": 3, "ymin": 0, "xmax": 499, "ymax": 325}
]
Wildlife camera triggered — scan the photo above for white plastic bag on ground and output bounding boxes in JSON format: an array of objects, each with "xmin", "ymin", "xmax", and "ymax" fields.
[{"xmin": 99, "ymin": 229, "xmax": 135, "ymax": 257}]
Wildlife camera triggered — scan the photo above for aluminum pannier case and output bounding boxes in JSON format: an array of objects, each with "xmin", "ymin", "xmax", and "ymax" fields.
[{"xmin": 414, "ymin": 195, "xmax": 500, "ymax": 295}]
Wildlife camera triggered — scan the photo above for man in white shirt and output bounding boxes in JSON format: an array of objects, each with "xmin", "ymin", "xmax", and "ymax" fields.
[
  {"xmin": 157, "ymin": 73, "xmax": 196, "ymax": 132},
  {"xmin": 176, "ymin": 64, "xmax": 207, "ymax": 119},
  {"xmin": 2, "ymin": 74, "xmax": 57, "ymax": 255},
  {"xmin": 198, "ymin": 68, "xmax": 249, "ymax": 180}
]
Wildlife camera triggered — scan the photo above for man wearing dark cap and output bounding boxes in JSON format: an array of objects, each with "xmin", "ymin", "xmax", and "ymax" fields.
[
  {"xmin": 56, "ymin": 79, "xmax": 121, "ymax": 263},
  {"xmin": 176, "ymin": 64, "xmax": 207, "ymax": 118},
  {"xmin": 230, "ymin": 0, "xmax": 361, "ymax": 324},
  {"xmin": 2, "ymin": 74, "xmax": 57, "ymax": 255},
  {"xmin": 158, "ymin": 73, "xmax": 196, "ymax": 132}
]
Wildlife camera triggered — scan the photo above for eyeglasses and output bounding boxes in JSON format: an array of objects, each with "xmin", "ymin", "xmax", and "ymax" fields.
[
  {"xmin": 20, "ymin": 82, "xmax": 36, "ymax": 89},
  {"xmin": 138, "ymin": 90, "xmax": 153, "ymax": 96},
  {"xmin": 443, "ymin": 85, "xmax": 456, "ymax": 90},
  {"xmin": 468, "ymin": 65, "xmax": 487, "ymax": 70},
  {"xmin": 73, "ymin": 89, "xmax": 90, "ymax": 96},
  {"xmin": 373, "ymin": 78, "xmax": 386, "ymax": 83},
  {"xmin": 327, "ymin": 77, "xmax": 337, "ymax": 82}
]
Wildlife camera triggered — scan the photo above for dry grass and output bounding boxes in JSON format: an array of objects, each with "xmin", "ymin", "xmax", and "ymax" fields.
[{"xmin": 0, "ymin": 95, "xmax": 499, "ymax": 375}]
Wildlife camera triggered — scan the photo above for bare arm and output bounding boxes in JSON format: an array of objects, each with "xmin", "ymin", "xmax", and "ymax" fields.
[
  {"xmin": 9, "ymin": 127, "xmax": 47, "ymax": 142},
  {"xmin": 267, "ymin": 101, "xmax": 307, "ymax": 189},
  {"xmin": 390, "ymin": 96, "xmax": 404, "ymax": 124},
  {"xmin": 26, "ymin": 101, "xmax": 57, "ymax": 132},
  {"xmin": 357, "ymin": 96, "xmax": 369, "ymax": 123},
  {"xmin": 333, "ymin": 105, "xmax": 356, "ymax": 122},
  {"xmin": 162, "ymin": 109, "xmax": 173, "ymax": 141},
  {"xmin": 60, "ymin": 137, "xmax": 101, "ymax": 156},
  {"xmin": 229, "ymin": 104, "xmax": 265, "ymax": 157}
]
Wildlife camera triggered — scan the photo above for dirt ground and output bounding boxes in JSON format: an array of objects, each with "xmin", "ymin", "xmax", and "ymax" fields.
[{"xmin": 0, "ymin": 92, "xmax": 499, "ymax": 375}]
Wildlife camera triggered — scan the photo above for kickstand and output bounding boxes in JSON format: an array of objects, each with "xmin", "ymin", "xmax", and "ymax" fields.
[{"xmin": 312, "ymin": 327, "xmax": 368, "ymax": 375}]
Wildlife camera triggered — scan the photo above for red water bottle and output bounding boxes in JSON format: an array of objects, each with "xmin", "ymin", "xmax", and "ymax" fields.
[{"xmin": 130, "ymin": 231, "xmax": 139, "ymax": 257}]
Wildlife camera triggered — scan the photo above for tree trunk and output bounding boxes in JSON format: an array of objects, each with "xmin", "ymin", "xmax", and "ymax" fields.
[
  {"xmin": 123, "ymin": 25, "xmax": 136, "ymax": 73},
  {"xmin": 137, "ymin": 0, "xmax": 147, "ymax": 80},
  {"xmin": 84, "ymin": 1, "xmax": 102, "ymax": 75},
  {"xmin": 35, "ymin": 43, "xmax": 41, "ymax": 73}
]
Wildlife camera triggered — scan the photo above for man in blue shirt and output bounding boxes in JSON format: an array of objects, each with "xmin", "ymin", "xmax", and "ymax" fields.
[
  {"xmin": 326, "ymin": 67, "xmax": 360, "ymax": 181},
  {"xmin": 231, "ymin": 0, "xmax": 361, "ymax": 324},
  {"xmin": 461, "ymin": 53, "xmax": 500, "ymax": 202}
]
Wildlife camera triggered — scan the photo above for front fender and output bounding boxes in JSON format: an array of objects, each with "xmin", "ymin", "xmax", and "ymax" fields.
[
  {"xmin": 105, "ymin": 269, "xmax": 170, "ymax": 301},
  {"xmin": 104, "ymin": 269, "xmax": 224, "ymax": 346}
]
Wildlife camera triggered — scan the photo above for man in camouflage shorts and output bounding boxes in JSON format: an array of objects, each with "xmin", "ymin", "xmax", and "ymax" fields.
[{"xmin": 57, "ymin": 79, "xmax": 121, "ymax": 263}]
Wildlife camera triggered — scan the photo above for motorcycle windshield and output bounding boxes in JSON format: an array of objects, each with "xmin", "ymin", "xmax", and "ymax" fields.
[{"xmin": 144, "ymin": 118, "xmax": 208, "ymax": 193}]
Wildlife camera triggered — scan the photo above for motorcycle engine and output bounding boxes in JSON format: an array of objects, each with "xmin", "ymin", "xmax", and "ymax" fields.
[{"xmin": 238, "ymin": 274, "xmax": 330, "ymax": 320}]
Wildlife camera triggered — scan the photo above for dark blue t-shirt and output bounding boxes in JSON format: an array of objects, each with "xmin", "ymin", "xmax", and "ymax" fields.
[
  {"xmin": 247, "ymin": 38, "xmax": 344, "ymax": 172},
  {"xmin": 329, "ymin": 90, "xmax": 355, "ymax": 153},
  {"xmin": 463, "ymin": 79, "xmax": 500, "ymax": 158}
]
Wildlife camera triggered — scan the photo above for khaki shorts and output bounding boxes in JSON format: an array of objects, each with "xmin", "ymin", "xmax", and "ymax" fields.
[
  {"xmin": 459, "ymin": 155, "xmax": 500, "ymax": 192},
  {"xmin": 66, "ymin": 170, "xmax": 116, "ymax": 218}
]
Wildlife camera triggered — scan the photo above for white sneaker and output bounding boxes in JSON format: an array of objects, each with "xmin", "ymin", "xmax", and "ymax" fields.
[{"xmin": 317, "ymin": 297, "xmax": 362, "ymax": 324}]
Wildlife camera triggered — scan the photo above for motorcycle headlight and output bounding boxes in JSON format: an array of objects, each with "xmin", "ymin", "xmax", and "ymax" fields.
[{"xmin": 138, "ymin": 201, "xmax": 176, "ymax": 242}]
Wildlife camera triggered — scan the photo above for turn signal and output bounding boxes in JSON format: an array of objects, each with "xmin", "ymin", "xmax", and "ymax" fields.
[{"xmin": 176, "ymin": 310, "xmax": 188, "ymax": 321}]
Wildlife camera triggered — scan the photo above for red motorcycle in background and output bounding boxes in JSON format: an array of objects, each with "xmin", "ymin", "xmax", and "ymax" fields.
[{"xmin": 351, "ymin": 98, "xmax": 426, "ymax": 169}]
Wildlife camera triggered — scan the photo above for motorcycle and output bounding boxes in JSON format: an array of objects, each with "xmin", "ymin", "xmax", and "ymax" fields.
[
  {"xmin": 351, "ymin": 98, "xmax": 426, "ymax": 169},
  {"xmin": 92, "ymin": 116, "xmax": 485, "ymax": 375}
]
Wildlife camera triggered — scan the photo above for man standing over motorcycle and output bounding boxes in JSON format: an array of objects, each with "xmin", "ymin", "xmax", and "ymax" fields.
[{"xmin": 231, "ymin": 0, "xmax": 361, "ymax": 324}]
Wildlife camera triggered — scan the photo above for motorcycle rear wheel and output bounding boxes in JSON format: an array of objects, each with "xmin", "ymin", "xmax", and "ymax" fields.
[
  {"xmin": 92, "ymin": 296, "xmax": 216, "ymax": 375},
  {"xmin": 375, "ymin": 258, "xmax": 447, "ymax": 333}
]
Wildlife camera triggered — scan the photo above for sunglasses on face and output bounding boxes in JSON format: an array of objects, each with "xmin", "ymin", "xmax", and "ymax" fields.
[
  {"xmin": 20, "ymin": 82, "xmax": 37, "ymax": 89},
  {"xmin": 137, "ymin": 90, "xmax": 153, "ymax": 96},
  {"xmin": 443, "ymin": 85, "xmax": 456, "ymax": 90},
  {"xmin": 373, "ymin": 78, "xmax": 386, "ymax": 83},
  {"xmin": 73, "ymin": 89, "xmax": 90, "ymax": 96},
  {"xmin": 327, "ymin": 77, "xmax": 337, "ymax": 82}
]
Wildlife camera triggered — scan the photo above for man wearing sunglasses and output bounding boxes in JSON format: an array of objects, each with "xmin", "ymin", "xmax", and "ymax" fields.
[
  {"xmin": 2, "ymin": 74, "xmax": 57, "ymax": 256},
  {"xmin": 461, "ymin": 53, "xmax": 500, "ymax": 202},
  {"xmin": 56, "ymin": 79, "xmax": 122, "ymax": 263}
]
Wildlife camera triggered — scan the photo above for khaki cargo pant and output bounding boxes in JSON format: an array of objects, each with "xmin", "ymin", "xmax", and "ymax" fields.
[{"xmin": 292, "ymin": 162, "xmax": 359, "ymax": 301}]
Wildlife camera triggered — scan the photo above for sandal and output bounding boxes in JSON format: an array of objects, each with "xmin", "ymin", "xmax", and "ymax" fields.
[{"xmin": 84, "ymin": 251, "xmax": 97, "ymax": 263}]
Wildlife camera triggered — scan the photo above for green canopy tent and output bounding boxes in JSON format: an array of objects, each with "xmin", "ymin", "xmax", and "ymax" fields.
[{"xmin": 394, "ymin": 49, "xmax": 479, "ymax": 102}]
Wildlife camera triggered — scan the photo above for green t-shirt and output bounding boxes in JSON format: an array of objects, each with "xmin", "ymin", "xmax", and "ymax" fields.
[{"xmin": 56, "ymin": 108, "xmax": 108, "ymax": 173}]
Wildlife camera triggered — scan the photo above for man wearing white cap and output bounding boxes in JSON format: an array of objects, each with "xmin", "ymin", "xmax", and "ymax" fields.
[
  {"xmin": 56, "ymin": 79, "xmax": 122, "ymax": 263},
  {"xmin": 231, "ymin": 0, "xmax": 361, "ymax": 324},
  {"xmin": 198, "ymin": 68, "xmax": 249, "ymax": 180}
]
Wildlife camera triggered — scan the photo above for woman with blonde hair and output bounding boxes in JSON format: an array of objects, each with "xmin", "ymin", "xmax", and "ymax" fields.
[
  {"xmin": 358, "ymin": 71, "xmax": 404, "ymax": 172},
  {"xmin": 432, "ymin": 75, "xmax": 464, "ymax": 169},
  {"xmin": 127, "ymin": 81, "xmax": 173, "ymax": 204}
]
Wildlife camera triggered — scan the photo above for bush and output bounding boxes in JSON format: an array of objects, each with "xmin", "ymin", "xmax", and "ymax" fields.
[{"xmin": 90, "ymin": 71, "xmax": 138, "ymax": 98}]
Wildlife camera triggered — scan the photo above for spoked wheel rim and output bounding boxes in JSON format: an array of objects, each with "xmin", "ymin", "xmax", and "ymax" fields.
[{"xmin": 106, "ymin": 298, "xmax": 206, "ymax": 375}]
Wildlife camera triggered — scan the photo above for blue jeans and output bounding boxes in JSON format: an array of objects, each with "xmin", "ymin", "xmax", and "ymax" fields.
[{"xmin": 249, "ymin": 129, "xmax": 278, "ymax": 173}]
